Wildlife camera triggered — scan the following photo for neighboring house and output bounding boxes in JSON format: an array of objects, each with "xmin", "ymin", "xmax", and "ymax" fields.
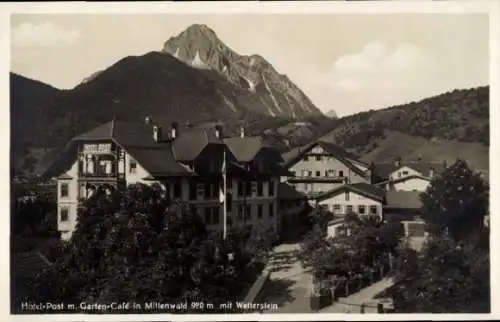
[
  {"xmin": 315, "ymin": 183, "xmax": 385, "ymax": 219},
  {"xmin": 373, "ymin": 160, "xmax": 445, "ymax": 192},
  {"xmin": 45, "ymin": 120, "xmax": 288, "ymax": 240},
  {"xmin": 326, "ymin": 217, "xmax": 348, "ymax": 238},
  {"xmin": 281, "ymin": 140, "xmax": 372, "ymax": 197},
  {"xmin": 375, "ymin": 174, "xmax": 431, "ymax": 192}
]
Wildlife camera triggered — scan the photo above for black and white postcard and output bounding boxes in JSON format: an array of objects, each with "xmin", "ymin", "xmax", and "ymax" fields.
[{"xmin": 2, "ymin": 0, "xmax": 498, "ymax": 321}]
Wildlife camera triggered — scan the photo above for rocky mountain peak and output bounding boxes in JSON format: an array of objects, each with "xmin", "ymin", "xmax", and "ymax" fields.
[
  {"xmin": 184, "ymin": 24, "xmax": 218, "ymax": 39},
  {"xmin": 160, "ymin": 24, "xmax": 323, "ymax": 118}
]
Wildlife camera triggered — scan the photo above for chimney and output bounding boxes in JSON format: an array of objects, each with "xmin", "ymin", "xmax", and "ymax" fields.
[
  {"xmin": 429, "ymin": 167, "xmax": 434, "ymax": 178},
  {"xmin": 393, "ymin": 157, "xmax": 401, "ymax": 168},
  {"xmin": 145, "ymin": 116, "xmax": 153, "ymax": 124},
  {"xmin": 153, "ymin": 125, "xmax": 163, "ymax": 142},
  {"xmin": 215, "ymin": 125, "xmax": 223, "ymax": 139},
  {"xmin": 240, "ymin": 126, "xmax": 245, "ymax": 138},
  {"xmin": 170, "ymin": 122, "xmax": 178, "ymax": 139}
]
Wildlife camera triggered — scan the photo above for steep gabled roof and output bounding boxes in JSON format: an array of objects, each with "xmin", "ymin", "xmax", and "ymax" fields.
[
  {"xmin": 283, "ymin": 140, "xmax": 367, "ymax": 176},
  {"xmin": 224, "ymin": 136, "xmax": 266, "ymax": 162},
  {"xmin": 172, "ymin": 128, "xmax": 222, "ymax": 161},
  {"xmin": 45, "ymin": 120, "xmax": 184, "ymax": 177},
  {"xmin": 45, "ymin": 120, "xmax": 285, "ymax": 179},
  {"xmin": 375, "ymin": 174, "xmax": 431, "ymax": 186},
  {"xmin": 316, "ymin": 182, "xmax": 386, "ymax": 202},
  {"xmin": 126, "ymin": 147, "xmax": 193, "ymax": 177}
]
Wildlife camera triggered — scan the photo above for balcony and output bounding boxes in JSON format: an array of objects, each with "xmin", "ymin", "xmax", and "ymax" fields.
[
  {"xmin": 78, "ymin": 170, "xmax": 124, "ymax": 181},
  {"xmin": 288, "ymin": 176, "xmax": 347, "ymax": 183}
]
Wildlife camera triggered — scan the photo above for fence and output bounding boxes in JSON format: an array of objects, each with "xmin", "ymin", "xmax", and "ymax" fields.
[
  {"xmin": 241, "ymin": 266, "xmax": 271, "ymax": 311},
  {"xmin": 310, "ymin": 256, "xmax": 395, "ymax": 311}
]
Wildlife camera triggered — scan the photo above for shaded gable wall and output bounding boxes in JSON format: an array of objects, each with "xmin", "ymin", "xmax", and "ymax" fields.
[
  {"xmin": 389, "ymin": 166, "xmax": 423, "ymax": 181},
  {"xmin": 393, "ymin": 177, "xmax": 430, "ymax": 192},
  {"xmin": 287, "ymin": 144, "xmax": 370, "ymax": 195}
]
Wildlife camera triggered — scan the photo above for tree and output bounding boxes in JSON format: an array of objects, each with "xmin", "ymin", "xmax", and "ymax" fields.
[
  {"xmin": 308, "ymin": 205, "xmax": 334, "ymax": 234},
  {"xmin": 342, "ymin": 214, "xmax": 402, "ymax": 267},
  {"xmin": 392, "ymin": 234, "xmax": 490, "ymax": 313},
  {"xmin": 11, "ymin": 181, "xmax": 58, "ymax": 240},
  {"xmin": 298, "ymin": 225, "xmax": 329, "ymax": 269},
  {"xmin": 391, "ymin": 158, "xmax": 490, "ymax": 313},
  {"xmin": 299, "ymin": 213, "xmax": 402, "ymax": 276},
  {"xmin": 420, "ymin": 159, "xmax": 488, "ymax": 241},
  {"xmin": 26, "ymin": 183, "xmax": 246, "ymax": 312}
]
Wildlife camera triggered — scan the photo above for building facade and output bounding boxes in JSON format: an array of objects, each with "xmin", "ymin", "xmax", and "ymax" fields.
[
  {"xmin": 48, "ymin": 120, "xmax": 286, "ymax": 240},
  {"xmin": 315, "ymin": 183, "xmax": 385, "ymax": 219},
  {"xmin": 372, "ymin": 161, "xmax": 445, "ymax": 192},
  {"xmin": 281, "ymin": 141, "xmax": 372, "ymax": 197}
]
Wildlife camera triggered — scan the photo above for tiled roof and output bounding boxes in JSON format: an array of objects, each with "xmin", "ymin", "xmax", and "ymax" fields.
[
  {"xmin": 385, "ymin": 190, "xmax": 423, "ymax": 209},
  {"xmin": 315, "ymin": 182, "xmax": 386, "ymax": 202},
  {"xmin": 45, "ymin": 120, "xmax": 284, "ymax": 180},
  {"xmin": 126, "ymin": 147, "xmax": 193, "ymax": 177},
  {"xmin": 224, "ymin": 136, "xmax": 266, "ymax": 162},
  {"xmin": 350, "ymin": 182, "xmax": 386, "ymax": 199},
  {"xmin": 172, "ymin": 128, "xmax": 222, "ymax": 161}
]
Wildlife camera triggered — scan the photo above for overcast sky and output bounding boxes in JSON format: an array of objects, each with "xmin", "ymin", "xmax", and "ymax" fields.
[{"xmin": 11, "ymin": 13, "xmax": 488, "ymax": 116}]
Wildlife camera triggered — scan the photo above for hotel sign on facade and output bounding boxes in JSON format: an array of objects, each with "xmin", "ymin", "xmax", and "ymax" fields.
[{"xmin": 83, "ymin": 143, "xmax": 112, "ymax": 154}]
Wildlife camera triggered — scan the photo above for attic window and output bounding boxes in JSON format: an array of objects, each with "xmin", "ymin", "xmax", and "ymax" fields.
[
  {"xmin": 402, "ymin": 171, "xmax": 409, "ymax": 176},
  {"xmin": 129, "ymin": 160, "xmax": 137, "ymax": 174},
  {"xmin": 339, "ymin": 171, "xmax": 344, "ymax": 177}
]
